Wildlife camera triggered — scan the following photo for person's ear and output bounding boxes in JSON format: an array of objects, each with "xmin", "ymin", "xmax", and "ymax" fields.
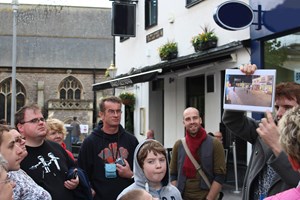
[
  {"xmin": 199, "ymin": 117, "xmax": 202, "ymax": 125},
  {"xmin": 98, "ymin": 111, "xmax": 103, "ymax": 118},
  {"xmin": 17, "ymin": 123, "xmax": 24, "ymax": 133}
]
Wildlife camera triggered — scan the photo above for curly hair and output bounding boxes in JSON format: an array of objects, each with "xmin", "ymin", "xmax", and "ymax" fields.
[
  {"xmin": 46, "ymin": 118, "xmax": 67, "ymax": 139},
  {"xmin": 279, "ymin": 106, "xmax": 300, "ymax": 163}
]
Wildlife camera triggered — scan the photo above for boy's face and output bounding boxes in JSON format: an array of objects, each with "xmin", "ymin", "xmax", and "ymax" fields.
[{"xmin": 143, "ymin": 151, "xmax": 166, "ymax": 186}]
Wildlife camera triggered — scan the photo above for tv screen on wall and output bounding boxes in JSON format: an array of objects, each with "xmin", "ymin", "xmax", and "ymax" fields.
[{"xmin": 112, "ymin": 2, "xmax": 136, "ymax": 37}]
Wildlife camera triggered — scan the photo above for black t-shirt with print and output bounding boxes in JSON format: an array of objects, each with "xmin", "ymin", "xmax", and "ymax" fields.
[{"xmin": 21, "ymin": 140, "xmax": 75, "ymax": 200}]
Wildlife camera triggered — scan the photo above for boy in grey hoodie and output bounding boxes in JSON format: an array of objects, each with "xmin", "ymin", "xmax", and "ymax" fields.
[{"xmin": 117, "ymin": 139, "xmax": 182, "ymax": 200}]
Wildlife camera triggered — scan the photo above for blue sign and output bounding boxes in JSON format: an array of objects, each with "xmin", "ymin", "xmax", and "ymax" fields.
[{"xmin": 214, "ymin": 1, "xmax": 254, "ymax": 31}]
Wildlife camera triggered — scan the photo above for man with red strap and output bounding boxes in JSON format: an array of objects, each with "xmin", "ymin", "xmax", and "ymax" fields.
[{"xmin": 170, "ymin": 107, "xmax": 226, "ymax": 200}]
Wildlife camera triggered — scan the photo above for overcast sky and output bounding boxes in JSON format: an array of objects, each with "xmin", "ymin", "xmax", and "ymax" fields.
[{"xmin": 0, "ymin": 0, "xmax": 112, "ymax": 7}]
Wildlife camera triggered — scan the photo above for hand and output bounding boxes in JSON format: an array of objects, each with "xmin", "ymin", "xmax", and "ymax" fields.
[
  {"xmin": 116, "ymin": 159, "xmax": 133, "ymax": 179},
  {"xmin": 64, "ymin": 175, "xmax": 79, "ymax": 190},
  {"xmin": 239, "ymin": 64, "xmax": 257, "ymax": 75},
  {"xmin": 256, "ymin": 111, "xmax": 282, "ymax": 156}
]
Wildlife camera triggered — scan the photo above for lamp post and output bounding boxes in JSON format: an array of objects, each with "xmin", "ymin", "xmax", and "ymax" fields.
[
  {"xmin": 10, "ymin": 0, "xmax": 18, "ymax": 126},
  {"xmin": 107, "ymin": 62, "xmax": 117, "ymax": 95}
]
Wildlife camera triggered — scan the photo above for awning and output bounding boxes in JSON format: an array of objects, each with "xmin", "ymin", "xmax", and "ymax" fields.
[
  {"xmin": 93, "ymin": 69, "xmax": 162, "ymax": 91},
  {"xmin": 93, "ymin": 40, "xmax": 249, "ymax": 91}
]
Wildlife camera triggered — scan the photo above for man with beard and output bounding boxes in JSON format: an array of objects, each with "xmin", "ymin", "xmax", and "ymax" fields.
[{"xmin": 170, "ymin": 107, "xmax": 226, "ymax": 200}]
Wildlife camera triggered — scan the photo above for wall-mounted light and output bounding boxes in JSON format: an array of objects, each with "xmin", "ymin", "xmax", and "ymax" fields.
[{"xmin": 107, "ymin": 62, "xmax": 117, "ymax": 79}]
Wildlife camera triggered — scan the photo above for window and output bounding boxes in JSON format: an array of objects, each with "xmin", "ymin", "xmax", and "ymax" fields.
[
  {"xmin": 264, "ymin": 31, "xmax": 300, "ymax": 84},
  {"xmin": 145, "ymin": 0, "xmax": 157, "ymax": 29},
  {"xmin": 0, "ymin": 78, "xmax": 26, "ymax": 125},
  {"xmin": 59, "ymin": 76, "xmax": 82, "ymax": 100}
]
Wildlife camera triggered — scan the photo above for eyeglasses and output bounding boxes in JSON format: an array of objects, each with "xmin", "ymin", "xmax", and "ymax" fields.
[
  {"xmin": 21, "ymin": 117, "xmax": 45, "ymax": 124},
  {"xmin": 106, "ymin": 109, "xmax": 122, "ymax": 115}
]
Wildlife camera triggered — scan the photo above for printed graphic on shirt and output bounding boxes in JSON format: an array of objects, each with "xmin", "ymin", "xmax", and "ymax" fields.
[
  {"xmin": 98, "ymin": 142, "xmax": 129, "ymax": 163},
  {"xmin": 29, "ymin": 152, "xmax": 60, "ymax": 173}
]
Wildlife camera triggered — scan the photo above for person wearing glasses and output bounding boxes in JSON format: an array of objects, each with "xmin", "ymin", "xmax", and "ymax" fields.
[
  {"xmin": 78, "ymin": 96, "xmax": 139, "ymax": 200},
  {"xmin": 0, "ymin": 125, "xmax": 51, "ymax": 199},
  {"xmin": 15, "ymin": 103, "xmax": 79, "ymax": 200},
  {"xmin": 0, "ymin": 153, "xmax": 14, "ymax": 200}
]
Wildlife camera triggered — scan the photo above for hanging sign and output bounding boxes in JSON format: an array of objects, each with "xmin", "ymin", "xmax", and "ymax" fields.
[{"xmin": 214, "ymin": 1, "xmax": 254, "ymax": 31}]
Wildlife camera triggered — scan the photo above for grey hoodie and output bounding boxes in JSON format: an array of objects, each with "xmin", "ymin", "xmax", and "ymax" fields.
[{"xmin": 117, "ymin": 139, "xmax": 182, "ymax": 200}]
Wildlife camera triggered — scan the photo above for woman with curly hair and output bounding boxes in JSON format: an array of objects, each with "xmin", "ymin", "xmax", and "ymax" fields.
[
  {"xmin": 265, "ymin": 106, "xmax": 300, "ymax": 200},
  {"xmin": 46, "ymin": 118, "xmax": 75, "ymax": 160}
]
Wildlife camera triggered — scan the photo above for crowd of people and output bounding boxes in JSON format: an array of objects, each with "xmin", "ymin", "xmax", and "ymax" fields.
[{"xmin": 0, "ymin": 64, "xmax": 299, "ymax": 200}]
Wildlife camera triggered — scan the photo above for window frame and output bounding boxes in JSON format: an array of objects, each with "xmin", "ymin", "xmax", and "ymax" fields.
[{"xmin": 145, "ymin": 0, "xmax": 158, "ymax": 29}]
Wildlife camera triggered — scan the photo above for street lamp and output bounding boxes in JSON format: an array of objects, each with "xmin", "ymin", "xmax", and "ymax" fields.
[
  {"xmin": 10, "ymin": 0, "xmax": 18, "ymax": 126},
  {"xmin": 107, "ymin": 62, "xmax": 117, "ymax": 95}
]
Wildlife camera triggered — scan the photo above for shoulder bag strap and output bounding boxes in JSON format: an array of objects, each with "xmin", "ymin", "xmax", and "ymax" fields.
[{"xmin": 181, "ymin": 138, "xmax": 211, "ymax": 188}]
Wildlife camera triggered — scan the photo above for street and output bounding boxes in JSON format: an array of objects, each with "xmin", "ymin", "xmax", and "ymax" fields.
[{"xmin": 227, "ymin": 86, "xmax": 272, "ymax": 107}]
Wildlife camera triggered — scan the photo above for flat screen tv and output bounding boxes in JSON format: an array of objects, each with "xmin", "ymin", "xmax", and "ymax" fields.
[{"xmin": 112, "ymin": 2, "xmax": 136, "ymax": 37}]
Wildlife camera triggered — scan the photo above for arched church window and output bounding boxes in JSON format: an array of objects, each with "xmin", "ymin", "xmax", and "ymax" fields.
[
  {"xmin": 0, "ymin": 78, "xmax": 26, "ymax": 125},
  {"xmin": 59, "ymin": 76, "xmax": 82, "ymax": 100}
]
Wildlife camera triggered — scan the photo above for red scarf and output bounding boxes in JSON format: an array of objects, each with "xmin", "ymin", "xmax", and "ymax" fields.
[{"xmin": 183, "ymin": 127, "xmax": 207, "ymax": 178}]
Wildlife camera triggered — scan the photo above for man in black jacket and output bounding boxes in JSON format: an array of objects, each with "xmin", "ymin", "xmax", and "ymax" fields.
[{"xmin": 78, "ymin": 96, "xmax": 139, "ymax": 200}]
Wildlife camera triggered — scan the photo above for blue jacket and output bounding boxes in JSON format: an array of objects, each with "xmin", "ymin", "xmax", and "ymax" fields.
[{"xmin": 67, "ymin": 167, "xmax": 93, "ymax": 200}]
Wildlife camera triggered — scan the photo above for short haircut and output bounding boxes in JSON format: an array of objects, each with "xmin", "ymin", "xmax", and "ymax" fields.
[
  {"xmin": 15, "ymin": 103, "xmax": 41, "ymax": 128},
  {"xmin": 119, "ymin": 189, "xmax": 150, "ymax": 200},
  {"xmin": 279, "ymin": 106, "xmax": 300, "ymax": 163},
  {"xmin": 99, "ymin": 96, "xmax": 122, "ymax": 112},
  {"xmin": 137, "ymin": 140, "xmax": 167, "ymax": 169},
  {"xmin": 276, "ymin": 82, "xmax": 300, "ymax": 105},
  {"xmin": 46, "ymin": 118, "xmax": 67, "ymax": 139},
  {"xmin": 0, "ymin": 125, "xmax": 10, "ymax": 146}
]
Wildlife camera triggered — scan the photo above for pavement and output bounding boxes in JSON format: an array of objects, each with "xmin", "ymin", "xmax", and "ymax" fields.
[{"xmin": 221, "ymin": 184, "xmax": 242, "ymax": 200}]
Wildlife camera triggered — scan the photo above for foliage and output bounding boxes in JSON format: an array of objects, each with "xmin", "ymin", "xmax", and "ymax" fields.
[
  {"xmin": 119, "ymin": 92, "xmax": 135, "ymax": 111},
  {"xmin": 158, "ymin": 41, "xmax": 178, "ymax": 60},
  {"xmin": 191, "ymin": 26, "xmax": 218, "ymax": 48},
  {"xmin": 264, "ymin": 39, "xmax": 288, "ymax": 68},
  {"xmin": 119, "ymin": 92, "xmax": 135, "ymax": 133}
]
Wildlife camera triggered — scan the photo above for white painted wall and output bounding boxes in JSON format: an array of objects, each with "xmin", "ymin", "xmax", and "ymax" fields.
[{"xmin": 115, "ymin": 0, "xmax": 251, "ymax": 147}]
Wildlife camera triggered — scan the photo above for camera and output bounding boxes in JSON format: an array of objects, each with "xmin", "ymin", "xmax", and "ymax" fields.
[
  {"xmin": 67, "ymin": 170, "xmax": 78, "ymax": 180},
  {"xmin": 115, "ymin": 157, "xmax": 126, "ymax": 166}
]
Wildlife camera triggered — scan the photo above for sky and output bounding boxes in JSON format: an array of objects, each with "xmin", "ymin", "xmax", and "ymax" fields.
[{"xmin": 0, "ymin": 0, "xmax": 112, "ymax": 7}]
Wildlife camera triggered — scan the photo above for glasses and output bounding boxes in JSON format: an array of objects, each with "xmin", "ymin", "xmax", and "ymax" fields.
[
  {"xmin": 21, "ymin": 117, "xmax": 45, "ymax": 124},
  {"xmin": 106, "ymin": 109, "xmax": 122, "ymax": 115}
]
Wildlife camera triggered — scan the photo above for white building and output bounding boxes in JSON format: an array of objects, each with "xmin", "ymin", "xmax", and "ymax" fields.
[{"xmin": 94, "ymin": 0, "xmax": 251, "ymax": 149}]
